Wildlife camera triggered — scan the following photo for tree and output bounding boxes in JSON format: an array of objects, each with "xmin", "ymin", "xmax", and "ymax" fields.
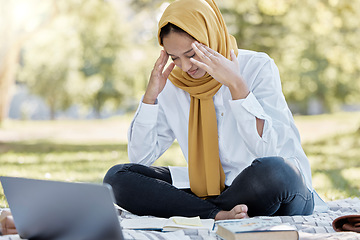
[
  {"xmin": 17, "ymin": 0, "xmax": 133, "ymax": 119},
  {"xmin": 0, "ymin": 0, "xmax": 57, "ymax": 124},
  {"xmin": 17, "ymin": 28, "xmax": 81, "ymax": 119},
  {"xmin": 6, "ymin": 0, "xmax": 360, "ymax": 121},
  {"xmin": 76, "ymin": 0, "xmax": 129, "ymax": 117},
  {"xmin": 220, "ymin": 0, "xmax": 360, "ymax": 114}
]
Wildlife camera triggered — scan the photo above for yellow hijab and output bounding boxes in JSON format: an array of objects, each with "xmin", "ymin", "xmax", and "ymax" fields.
[{"xmin": 158, "ymin": 0, "xmax": 238, "ymax": 197}]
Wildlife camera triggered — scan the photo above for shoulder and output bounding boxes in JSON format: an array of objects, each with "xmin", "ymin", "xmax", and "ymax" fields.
[
  {"xmin": 237, "ymin": 49, "xmax": 272, "ymax": 65},
  {"xmin": 236, "ymin": 49, "xmax": 277, "ymax": 75},
  {"xmin": 237, "ymin": 49, "xmax": 271, "ymax": 59},
  {"xmin": 236, "ymin": 49, "xmax": 282, "ymax": 90}
]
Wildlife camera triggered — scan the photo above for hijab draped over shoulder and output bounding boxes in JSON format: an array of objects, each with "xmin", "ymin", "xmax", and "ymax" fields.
[{"xmin": 158, "ymin": 0, "xmax": 238, "ymax": 197}]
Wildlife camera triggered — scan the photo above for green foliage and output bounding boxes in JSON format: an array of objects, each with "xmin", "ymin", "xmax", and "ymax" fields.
[
  {"xmin": 129, "ymin": 0, "xmax": 360, "ymax": 114},
  {"xmin": 17, "ymin": 0, "xmax": 132, "ymax": 118},
  {"xmin": 219, "ymin": 0, "xmax": 360, "ymax": 114},
  {"xmin": 17, "ymin": 28, "xmax": 79, "ymax": 119},
  {"xmin": 130, "ymin": 0, "xmax": 171, "ymax": 9},
  {"xmin": 14, "ymin": 0, "xmax": 360, "ymax": 118}
]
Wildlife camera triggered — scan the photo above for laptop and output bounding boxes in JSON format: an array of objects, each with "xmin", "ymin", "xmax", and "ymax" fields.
[{"xmin": 0, "ymin": 176, "xmax": 124, "ymax": 240}]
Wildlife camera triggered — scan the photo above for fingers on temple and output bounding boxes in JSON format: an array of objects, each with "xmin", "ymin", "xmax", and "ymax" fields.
[
  {"xmin": 202, "ymin": 44, "xmax": 217, "ymax": 56},
  {"xmin": 154, "ymin": 51, "xmax": 164, "ymax": 68},
  {"xmin": 163, "ymin": 62, "xmax": 175, "ymax": 77},
  {"xmin": 192, "ymin": 42, "xmax": 212, "ymax": 62},
  {"xmin": 157, "ymin": 50, "xmax": 169, "ymax": 70},
  {"xmin": 161, "ymin": 50, "xmax": 169, "ymax": 65}
]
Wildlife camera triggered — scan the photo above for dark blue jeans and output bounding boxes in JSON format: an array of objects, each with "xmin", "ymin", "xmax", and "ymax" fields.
[{"xmin": 103, "ymin": 156, "xmax": 314, "ymax": 219}]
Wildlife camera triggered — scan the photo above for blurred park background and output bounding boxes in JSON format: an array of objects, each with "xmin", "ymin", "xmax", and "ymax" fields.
[{"xmin": 1, "ymin": 0, "xmax": 360, "ymax": 207}]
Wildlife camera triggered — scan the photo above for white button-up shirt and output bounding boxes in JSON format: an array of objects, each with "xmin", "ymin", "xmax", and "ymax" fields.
[{"xmin": 127, "ymin": 49, "xmax": 326, "ymax": 209}]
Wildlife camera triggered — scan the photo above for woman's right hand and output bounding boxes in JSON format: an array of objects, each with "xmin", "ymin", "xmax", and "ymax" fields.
[{"xmin": 143, "ymin": 50, "xmax": 175, "ymax": 104}]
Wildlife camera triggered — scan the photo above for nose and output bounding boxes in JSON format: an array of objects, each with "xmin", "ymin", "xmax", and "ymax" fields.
[{"xmin": 180, "ymin": 58, "xmax": 192, "ymax": 72}]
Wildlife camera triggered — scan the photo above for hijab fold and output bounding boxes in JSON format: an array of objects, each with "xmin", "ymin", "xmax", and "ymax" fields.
[{"xmin": 158, "ymin": 0, "xmax": 238, "ymax": 197}]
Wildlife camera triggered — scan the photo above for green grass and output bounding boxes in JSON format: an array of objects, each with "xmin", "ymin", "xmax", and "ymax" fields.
[
  {"xmin": 1, "ymin": 112, "xmax": 360, "ymax": 207},
  {"xmin": 305, "ymin": 130, "xmax": 360, "ymax": 201},
  {"xmin": 294, "ymin": 112, "xmax": 360, "ymax": 201}
]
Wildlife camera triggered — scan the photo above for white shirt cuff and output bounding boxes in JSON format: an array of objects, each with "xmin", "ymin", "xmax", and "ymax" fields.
[
  {"xmin": 134, "ymin": 98, "xmax": 159, "ymax": 125},
  {"xmin": 229, "ymin": 92, "xmax": 266, "ymax": 120}
]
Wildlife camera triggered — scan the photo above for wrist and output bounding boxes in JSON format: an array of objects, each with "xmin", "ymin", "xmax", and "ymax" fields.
[
  {"xmin": 228, "ymin": 76, "xmax": 249, "ymax": 100},
  {"xmin": 143, "ymin": 93, "xmax": 157, "ymax": 105}
]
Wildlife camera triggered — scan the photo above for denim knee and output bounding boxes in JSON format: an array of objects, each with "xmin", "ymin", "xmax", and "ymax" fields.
[
  {"xmin": 103, "ymin": 163, "xmax": 136, "ymax": 185},
  {"xmin": 250, "ymin": 156, "xmax": 305, "ymax": 193},
  {"xmin": 251, "ymin": 156, "xmax": 286, "ymax": 170}
]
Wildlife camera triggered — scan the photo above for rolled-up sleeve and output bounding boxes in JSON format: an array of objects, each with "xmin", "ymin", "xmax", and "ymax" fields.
[
  {"xmin": 127, "ymin": 98, "xmax": 175, "ymax": 166},
  {"xmin": 228, "ymin": 55, "xmax": 293, "ymax": 157},
  {"xmin": 229, "ymin": 92, "xmax": 277, "ymax": 157}
]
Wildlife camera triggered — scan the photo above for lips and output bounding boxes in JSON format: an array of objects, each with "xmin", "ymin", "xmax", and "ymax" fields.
[{"xmin": 188, "ymin": 68, "xmax": 198, "ymax": 76}]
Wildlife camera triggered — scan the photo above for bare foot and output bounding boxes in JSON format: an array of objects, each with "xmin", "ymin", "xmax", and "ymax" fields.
[{"xmin": 215, "ymin": 204, "xmax": 249, "ymax": 221}]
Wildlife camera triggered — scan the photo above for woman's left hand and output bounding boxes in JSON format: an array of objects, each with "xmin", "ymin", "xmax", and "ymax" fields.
[
  {"xmin": 0, "ymin": 210, "xmax": 17, "ymax": 235},
  {"xmin": 190, "ymin": 42, "xmax": 249, "ymax": 100}
]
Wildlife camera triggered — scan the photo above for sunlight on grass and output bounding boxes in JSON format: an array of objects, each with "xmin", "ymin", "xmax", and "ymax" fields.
[
  {"xmin": 306, "ymin": 128, "xmax": 360, "ymax": 201},
  {"xmin": 1, "ymin": 113, "xmax": 360, "ymax": 207},
  {"xmin": 342, "ymin": 168, "xmax": 360, "ymax": 193},
  {"xmin": 0, "ymin": 139, "xmax": 187, "ymax": 207},
  {"xmin": 1, "ymin": 151, "xmax": 125, "ymax": 164},
  {"xmin": 313, "ymin": 172, "xmax": 348, "ymax": 201},
  {"xmin": 154, "ymin": 142, "xmax": 187, "ymax": 167},
  {"xmin": 294, "ymin": 111, "xmax": 360, "ymax": 143},
  {"xmin": 342, "ymin": 168, "xmax": 360, "ymax": 181},
  {"xmin": 0, "ymin": 140, "xmax": 129, "ymax": 207}
]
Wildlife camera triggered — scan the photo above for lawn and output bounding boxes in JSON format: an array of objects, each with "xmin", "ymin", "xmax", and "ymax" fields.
[{"xmin": 0, "ymin": 112, "xmax": 360, "ymax": 208}]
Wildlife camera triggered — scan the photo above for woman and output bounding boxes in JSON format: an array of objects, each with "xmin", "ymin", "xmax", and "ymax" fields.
[{"xmin": 104, "ymin": 0, "xmax": 323, "ymax": 220}]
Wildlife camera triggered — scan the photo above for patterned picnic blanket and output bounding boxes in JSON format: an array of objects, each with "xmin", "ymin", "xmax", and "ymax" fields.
[{"xmin": 1, "ymin": 198, "xmax": 360, "ymax": 240}]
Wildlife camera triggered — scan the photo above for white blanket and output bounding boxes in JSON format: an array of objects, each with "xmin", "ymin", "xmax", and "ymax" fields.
[{"xmin": 1, "ymin": 198, "xmax": 360, "ymax": 240}]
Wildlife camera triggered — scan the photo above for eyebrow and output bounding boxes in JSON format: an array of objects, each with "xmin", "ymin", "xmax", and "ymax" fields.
[{"xmin": 167, "ymin": 48, "xmax": 193, "ymax": 57}]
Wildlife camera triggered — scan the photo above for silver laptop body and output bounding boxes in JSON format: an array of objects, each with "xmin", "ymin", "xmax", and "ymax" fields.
[{"xmin": 1, "ymin": 176, "xmax": 124, "ymax": 240}]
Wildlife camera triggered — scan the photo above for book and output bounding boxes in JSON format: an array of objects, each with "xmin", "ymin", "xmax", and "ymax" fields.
[
  {"xmin": 121, "ymin": 216, "xmax": 215, "ymax": 232},
  {"xmin": 215, "ymin": 217, "xmax": 299, "ymax": 240}
]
